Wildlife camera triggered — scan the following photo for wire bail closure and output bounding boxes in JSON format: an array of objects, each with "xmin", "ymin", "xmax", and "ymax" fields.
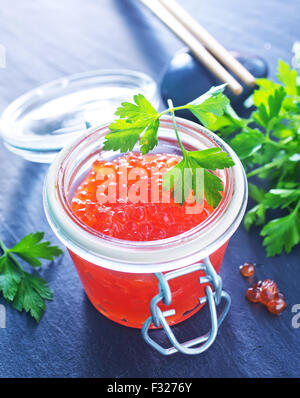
[{"xmin": 141, "ymin": 257, "xmax": 231, "ymax": 355}]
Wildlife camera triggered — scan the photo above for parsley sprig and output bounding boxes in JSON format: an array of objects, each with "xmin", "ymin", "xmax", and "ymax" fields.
[
  {"xmin": 104, "ymin": 84, "xmax": 235, "ymax": 208},
  {"xmin": 206, "ymin": 59, "xmax": 300, "ymax": 257},
  {"xmin": 0, "ymin": 233, "xmax": 63, "ymax": 322}
]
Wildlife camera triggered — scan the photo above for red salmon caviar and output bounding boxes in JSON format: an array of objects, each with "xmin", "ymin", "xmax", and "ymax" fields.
[
  {"xmin": 71, "ymin": 153, "xmax": 216, "ymax": 241},
  {"xmin": 245, "ymin": 277, "xmax": 287, "ymax": 315},
  {"xmin": 259, "ymin": 279, "xmax": 278, "ymax": 305},
  {"xmin": 267, "ymin": 294, "xmax": 287, "ymax": 315},
  {"xmin": 261, "ymin": 279, "xmax": 278, "ymax": 293},
  {"xmin": 240, "ymin": 262, "xmax": 256, "ymax": 277},
  {"xmin": 246, "ymin": 287, "xmax": 261, "ymax": 303}
]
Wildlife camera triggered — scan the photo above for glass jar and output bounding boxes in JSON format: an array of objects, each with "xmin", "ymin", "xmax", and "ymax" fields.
[{"xmin": 43, "ymin": 116, "xmax": 247, "ymax": 355}]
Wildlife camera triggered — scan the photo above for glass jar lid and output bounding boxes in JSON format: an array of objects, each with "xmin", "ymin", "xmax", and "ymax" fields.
[{"xmin": 0, "ymin": 69, "xmax": 160, "ymax": 163}]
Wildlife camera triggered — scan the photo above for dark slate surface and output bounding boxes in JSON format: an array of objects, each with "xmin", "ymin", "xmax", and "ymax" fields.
[{"xmin": 0, "ymin": 0, "xmax": 299, "ymax": 378}]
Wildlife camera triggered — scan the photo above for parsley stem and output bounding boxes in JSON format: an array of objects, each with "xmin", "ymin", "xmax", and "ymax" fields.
[
  {"xmin": 167, "ymin": 99, "xmax": 186, "ymax": 154},
  {"xmin": 0, "ymin": 238, "xmax": 25, "ymax": 273},
  {"xmin": 7, "ymin": 253, "xmax": 24, "ymax": 271},
  {"xmin": 0, "ymin": 238, "xmax": 7, "ymax": 255},
  {"xmin": 265, "ymin": 125, "xmax": 271, "ymax": 140},
  {"xmin": 292, "ymin": 199, "xmax": 300, "ymax": 215},
  {"xmin": 159, "ymin": 105, "xmax": 189, "ymax": 118},
  {"xmin": 264, "ymin": 137, "xmax": 286, "ymax": 149},
  {"xmin": 246, "ymin": 155, "xmax": 289, "ymax": 178}
]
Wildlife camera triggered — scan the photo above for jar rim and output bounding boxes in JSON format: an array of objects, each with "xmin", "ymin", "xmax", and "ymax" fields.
[{"xmin": 44, "ymin": 116, "xmax": 248, "ymax": 273}]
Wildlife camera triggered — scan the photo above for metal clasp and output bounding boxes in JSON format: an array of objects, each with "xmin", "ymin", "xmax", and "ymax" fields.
[{"xmin": 141, "ymin": 257, "xmax": 231, "ymax": 355}]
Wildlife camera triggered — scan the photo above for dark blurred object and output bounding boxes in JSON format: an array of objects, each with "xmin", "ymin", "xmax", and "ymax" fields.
[{"xmin": 161, "ymin": 49, "xmax": 268, "ymax": 118}]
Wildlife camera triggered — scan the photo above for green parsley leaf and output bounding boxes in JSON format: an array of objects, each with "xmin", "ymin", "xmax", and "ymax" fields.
[
  {"xmin": 12, "ymin": 272, "xmax": 53, "ymax": 322},
  {"xmin": 103, "ymin": 94, "xmax": 160, "ymax": 154},
  {"xmin": 277, "ymin": 59, "xmax": 298, "ymax": 95},
  {"xmin": 248, "ymin": 182, "xmax": 266, "ymax": 203},
  {"xmin": 0, "ymin": 255, "xmax": 23, "ymax": 301},
  {"xmin": 207, "ymin": 104, "xmax": 246, "ymax": 138},
  {"xmin": 243, "ymin": 183, "xmax": 267, "ymax": 231},
  {"xmin": 115, "ymin": 94, "xmax": 158, "ymax": 122},
  {"xmin": 139, "ymin": 118, "xmax": 159, "ymax": 155},
  {"xmin": 188, "ymin": 148, "xmax": 235, "ymax": 170},
  {"xmin": 188, "ymin": 84, "xmax": 228, "ymax": 104},
  {"xmin": 230, "ymin": 128, "xmax": 265, "ymax": 160},
  {"xmin": 186, "ymin": 85, "xmax": 229, "ymax": 128},
  {"xmin": 163, "ymin": 148, "xmax": 234, "ymax": 207},
  {"xmin": 0, "ymin": 233, "xmax": 62, "ymax": 322},
  {"xmin": 252, "ymin": 78, "xmax": 281, "ymax": 108},
  {"xmin": 261, "ymin": 209, "xmax": 300, "ymax": 256},
  {"xmin": 244, "ymin": 203, "xmax": 267, "ymax": 231},
  {"xmin": 210, "ymin": 57, "xmax": 300, "ymax": 256},
  {"xmin": 263, "ymin": 188, "xmax": 300, "ymax": 209},
  {"xmin": 203, "ymin": 169, "xmax": 225, "ymax": 208},
  {"xmin": 103, "ymin": 120, "xmax": 145, "ymax": 152},
  {"xmin": 9, "ymin": 232, "xmax": 63, "ymax": 267},
  {"xmin": 162, "ymin": 157, "xmax": 192, "ymax": 205},
  {"xmin": 252, "ymin": 86, "xmax": 285, "ymax": 129}
]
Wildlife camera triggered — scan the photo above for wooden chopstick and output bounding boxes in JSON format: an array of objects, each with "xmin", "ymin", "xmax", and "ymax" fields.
[
  {"xmin": 159, "ymin": 0, "xmax": 256, "ymax": 87},
  {"xmin": 139, "ymin": 0, "xmax": 243, "ymax": 95}
]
